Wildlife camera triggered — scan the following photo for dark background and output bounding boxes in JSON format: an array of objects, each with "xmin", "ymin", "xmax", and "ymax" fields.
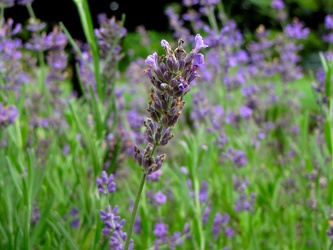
[{"xmin": 4, "ymin": 0, "xmax": 177, "ymax": 40}]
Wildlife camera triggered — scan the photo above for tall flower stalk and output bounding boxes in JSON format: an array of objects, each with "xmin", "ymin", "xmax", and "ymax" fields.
[{"xmin": 124, "ymin": 34, "xmax": 208, "ymax": 250}]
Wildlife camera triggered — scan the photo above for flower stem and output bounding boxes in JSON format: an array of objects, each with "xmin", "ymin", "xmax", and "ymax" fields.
[{"xmin": 124, "ymin": 172, "xmax": 146, "ymax": 250}]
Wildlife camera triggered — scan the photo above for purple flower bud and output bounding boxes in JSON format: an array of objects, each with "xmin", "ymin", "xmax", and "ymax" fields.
[{"xmin": 161, "ymin": 39, "xmax": 170, "ymax": 48}]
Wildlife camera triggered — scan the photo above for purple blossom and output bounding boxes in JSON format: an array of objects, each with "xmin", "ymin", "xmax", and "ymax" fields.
[
  {"xmin": 271, "ymin": 0, "xmax": 284, "ymax": 10},
  {"xmin": 145, "ymin": 52, "xmax": 159, "ymax": 69},
  {"xmin": 234, "ymin": 193, "xmax": 256, "ymax": 212},
  {"xmin": 100, "ymin": 206, "xmax": 133, "ymax": 249},
  {"xmin": 0, "ymin": 104, "xmax": 18, "ymax": 126},
  {"xmin": 182, "ymin": 0, "xmax": 199, "ymax": 6},
  {"xmin": 96, "ymin": 171, "xmax": 116, "ymax": 194},
  {"xmin": 199, "ymin": 180, "xmax": 209, "ymax": 203},
  {"xmin": 239, "ymin": 105, "xmax": 253, "ymax": 119},
  {"xmin": 325, "ymin": 15, "xmax": 333, "ymax": 30},
  {"xmin": 193, "ymin": 34, "xmax": 209, "ymax": 54},
  {"xmin": 161, "ymin": 39, "xmax": 170, "ymax": 48},
  {"xmin": 134, "ymin": 216, "xmax": 141, "ymax": 234},
  {"xmin": 146, "ymin": 169, "xmax": 163, "ymax": 182},
  {"xmin": 31, "ymin": 201, "xmax": 40, "ymax": 225},
  {"xmin": 284, "ymin": 20, "xmax": 310, "ymax": 39},
  {"xmin": 154, "ymin": 222, "xmax": 169, "ymax": 239},
  {"xmin": 323, "ymin": 33, "xmax": 333, "ymax": 43},
  {"xmin": 212, "ymin": 213, "xmax": 233, "ymax": 240},
  {"xmin": 154, "ymin": 191, "xmax": 167, "ymax": 205},
  {"xmin": 202, "ymin": 205, "xmax": 211, "ymax": 224},
  {"xmin": 233, "ymin": 175, "xmax": 249, "ymax": 192},
  {"xmin": 222, "ymin": 147, "xmax": 248, "ymax": 168},
  {"xmin": 70, "ymin": 208, "xmax": 80, "ymax": 228}
]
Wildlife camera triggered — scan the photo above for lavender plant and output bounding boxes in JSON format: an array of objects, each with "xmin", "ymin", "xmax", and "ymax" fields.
[{"xmin": 125, "ymin": 34, "xmax": 208, "ymax": 249}]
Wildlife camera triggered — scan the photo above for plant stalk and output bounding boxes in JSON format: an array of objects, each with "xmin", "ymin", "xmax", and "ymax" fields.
[{"xmin": 124, "ymin": 173, "xmax": 146, "ymax": 250}]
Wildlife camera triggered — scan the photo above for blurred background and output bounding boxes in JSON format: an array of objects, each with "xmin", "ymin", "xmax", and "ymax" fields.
[{"xmin": 4, "ymin": 0, "xmax": 333, "ymax": 71}]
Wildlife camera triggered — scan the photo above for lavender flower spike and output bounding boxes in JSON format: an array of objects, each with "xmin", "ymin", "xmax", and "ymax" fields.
[
  {"xmin": 96, "ymin": 171, "xmax": 116, "ymax": 194},
  {"xmin": 194, "ymin": 34, "xmax": 209, "ymax": 54}
]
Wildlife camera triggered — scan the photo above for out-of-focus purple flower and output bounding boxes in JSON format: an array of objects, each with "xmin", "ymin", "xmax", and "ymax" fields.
[
  {"xmin": 0, "ymin": 104, "xmax": 18, "ymax": 126},
  {"xmin": 323, "ymin": 33, "xmax": 333, "ymax": 43},
  {"xmin": 96, "ymin": 171, "xmax": 116, "ymax": 194},
  {"xmin": 154, "ymin": 222, "xmax": 169, "ymax": 239},
  {"xmin": 164, "ymin": 6, "xmax": 191, "ymax": 41},
  {"xmin": 239, "ymin": 105, "xmax": 253, "ymax": 119},
  {"xmin": 212, "ymin": 213, "xmax": 232, "ymax": 240},
  {"xmin": 39, "ymin": 118, "xmax": 49, "ymax": 127},
  {"xmin": 222, "ymin": 147, "xmax": 248, "ymax": 168},
  {"xmin": 134, "ymin": 216, "xmax": 141, "ymax": 234},
  {"xmin": 325, "ymin": 15, "xmax": 333, "ymax": 30},
  {"xmin": 234, "ymin": 193, "xmax": 256, "ymax": 212},
  {"xmin": 271, "ymin": 0, "xmax": 284, "ymax": 10},
  {"xmin": 31, "ymin": 201, "xmax": 40, "ymax": 225},
  {"xmin": 147, "ymin": 169, "xmax": 163, "ymax": 182},
  {"xmin": 70, "ymin": 208, "xmax": 80, "ymax": 229},
  {"xmin": 202, "ymin": 205, "xmax": 211, "ymax": 224},
  {"xmin": 183, "ymin": 0, "xmax": 199, "ymax": 6},
  {"xmin": 199, "ymin": 180, "xmax": 209, "ymax": 203},
  {"xmin": 225, "ymin": 227, "xmax": 235, "ymax": 238},
  {"xmin": 284, "ymin": 19, "xmax": 310, "ymax": 39},
  {"xmin": 26, "ymin": 19, "xmax": 46, "ymax": 33},
  {"xmin": 233, "ymin": 175, "xmax": 249, "ymax": 192},
  {"xmin": 154, "ymin": 191, "xmax": 167, "ymax": 205},
  {"xmin": 17, "ymin": 0, "xmax": 34, "ymax": 5}
]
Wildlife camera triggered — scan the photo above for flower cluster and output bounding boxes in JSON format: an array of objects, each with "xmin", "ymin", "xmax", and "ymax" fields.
[
  {"xmin": 96, "ymin": 170, "xmax": 116, "ymax": 194},
  {"xmin": 100, "ymin": 206, "xmax": 133, "ymax": 250},
  {"xmin": 0, "ymin": 103, "xmax": 18, "ymax": 127},
  {"xmin": 134, "ymin": 34, "xmax": 208, "ymax": 175},
  {"xmin": 97, "ymin": 171, "xmax": 133, "ymax": 249},
  {"xmin": 323, "ymin": 14, "xmax": 333, "ymax": 44}
]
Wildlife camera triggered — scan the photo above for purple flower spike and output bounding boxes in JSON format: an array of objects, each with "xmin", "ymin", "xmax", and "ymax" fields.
[
  {"xmin": 194, "ymin": 34, "xmax": 209, "ymax": 54},
  {"xmin": 96, "ymin": 171, "xmax": 116, "ymax": 194},
  {"xmin": 145, "ymin": 52, "xmax": 158, "ymax": 69}
]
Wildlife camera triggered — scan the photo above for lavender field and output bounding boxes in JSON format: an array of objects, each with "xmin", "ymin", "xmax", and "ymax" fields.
[{"xmin": 1, "ymin": 0, "xmax": 333, "ymax": 249}]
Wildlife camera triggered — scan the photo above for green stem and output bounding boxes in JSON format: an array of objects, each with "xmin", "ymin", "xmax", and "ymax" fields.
[
  {"xmin": 0, "ymin": 7, "xmax": 4, "ymax": 29},
  {"xmin": 26, "ymin": 3, "xmax": 36, "ymax": 19},
  {"xmin": 26, "ymin": 4, "xmax": 46, "ymax": 92},
  {"xmin": 73, "ymin": 0, "xmax": 103, "ymax": 101},
  {"xmin": 124, "ymin": 173, "xmax": 146, "ymax": 250}
]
